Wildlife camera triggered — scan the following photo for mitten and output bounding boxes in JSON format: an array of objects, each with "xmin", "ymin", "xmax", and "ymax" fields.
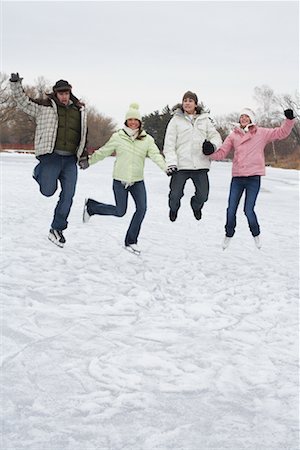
[
  {"xmin": 9, "ymin": 73, "xmax": 23, "ymax": 82},
  {"xmin": 202, "ymin": 140, "xmax": 215, "ymax": 155},
  {"xmin": 284, "ymin": 109, "xmax": 295, "ymax": 120},
  {"xmin": 166, "ymin": 165, "xmax": 178, "ymax": 176},
  {"xmin": 79, "ymin": 155, "xmax": 89, "ymax": 170}
]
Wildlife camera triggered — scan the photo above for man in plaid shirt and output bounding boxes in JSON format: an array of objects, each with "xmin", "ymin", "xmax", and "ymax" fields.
[{"xmin": 10, "ymin": 73, "xmax": 88, "ymax": 248}]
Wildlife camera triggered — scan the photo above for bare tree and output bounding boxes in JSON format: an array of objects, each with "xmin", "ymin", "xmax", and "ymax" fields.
[
  {"xmin": 0, "ymin": 74, "xmax": 117, "ymax": 149},
  {"xmin": 33, "ymin": 76, "xmax": 52, "ymax": 100},
  {"xmin": 273, "ymin": 91, "xmax": 300, "ymax": 145},
  {"xmin": 253, "ymin": 85, "xmax": 278, "ymax": 126},
  {"xmin": 253, "ymin": 85, "xmax": 299, "ymax": 163},
  {"xmin": 0, "ymin": 72, "xmax": 16, "ymax": 123},
  {"xmin": 86, "ymin": 106, "xmax": 117, "ymax": 150}
]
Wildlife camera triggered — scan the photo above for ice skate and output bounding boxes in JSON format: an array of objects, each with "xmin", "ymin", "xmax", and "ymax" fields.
[
  {"xmin": 82, "ymin": 198, "xmax": 91, "ymax": 223},
  {"xmin": 222, "ymin": 236, "xmax": 232, "ymax": 250},
  {"xmin": 254, "ymin": 235, "xmax": 262, "ymax": 249},
  {"xmin": 48, "ymin": 229, "xmax": 65, "ymax": 248},
  {"xmin": 124, "ymin": 243, "xmax": 141, "ymax": 255}
]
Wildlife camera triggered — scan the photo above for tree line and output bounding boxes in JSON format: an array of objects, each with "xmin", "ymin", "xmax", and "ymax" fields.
[
  {"xmin": 142, "ymin": 86, "xmax": 299, "ymax": 169},
  {"xmin": 0, "ymin": 72, "xmax": 299, "ymax": 168},
  {"xmin": 0, "ymin": 72, "xmax": 116, "ymax": 151}
]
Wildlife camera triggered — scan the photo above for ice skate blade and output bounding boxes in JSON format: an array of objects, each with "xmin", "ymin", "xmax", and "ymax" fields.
[
  {"xmin": 124, "ymin": 245, "xmax": 141, "ymax": 256},
  {"xmin": 48, "ymin": 235, "xmax": 64, "ymax": 248}
]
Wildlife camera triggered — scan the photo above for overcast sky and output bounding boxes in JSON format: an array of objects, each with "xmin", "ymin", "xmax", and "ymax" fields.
[{"xmin": 1, "ymin": 1, "xmax": 299, "ymax": 127}]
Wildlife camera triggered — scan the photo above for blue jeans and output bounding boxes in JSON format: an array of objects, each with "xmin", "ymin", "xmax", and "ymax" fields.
[
  {"xmin": 87, "ymin": 180, "xmax": 147, "ymax": 246},
  {"xmin": 225, "ymin": 176, "xmax": 261, "ymax": 237},
  {"xmin": 169, "ymin": 169, "xmax": 209, "ymax": 212},
  {"xmin": 33, "ymin": 153, "xmax": 78, "ymax": 230}
]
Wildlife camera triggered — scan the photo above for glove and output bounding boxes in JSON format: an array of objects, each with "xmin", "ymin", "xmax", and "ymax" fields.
[
  {"xmin": 202, "ymin": 140, "xmax": 215, "ymax": 155},
  {"xmin": 284, "ymin": 109, "xmax": 295, "ymax": 120},
  {"xmin": 79, "ymin": 155, "xmax": 89, "ymax": 170},
  {"xmin": 166, "ymin": 165, "xmax": 178, "ymax": 176},
  {"xmin": 9, "ymin": 72, "xmax": 23, "ymax": 82}
]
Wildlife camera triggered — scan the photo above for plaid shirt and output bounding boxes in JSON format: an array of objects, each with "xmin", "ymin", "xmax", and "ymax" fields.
[{"xmin": 10, "ymin": 81, "xmax": 87, "ymax": 158}]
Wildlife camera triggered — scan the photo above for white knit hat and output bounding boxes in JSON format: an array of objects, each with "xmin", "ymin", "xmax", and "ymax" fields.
[
  {"xmin": 240, "ymin": 108, "xmax": 256, "ymax": 124},
  {"xmin": 125, "ymin": 103, "xmax": 141, "ymax": 121}
]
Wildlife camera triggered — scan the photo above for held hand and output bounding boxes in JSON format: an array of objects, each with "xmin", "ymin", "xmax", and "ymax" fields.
[
  {"xmin": 9, "ymin": 72, "xmax": 23, "ymax": 82},
  {"xmin": 166, "ymin": 165, "xmax": 178, "ymax": 176},
  {"xmin": 284, "ymin": 109, "xmax": 295, "ymax": 120},
  {"xmin": 79, "ymin": 155, "xmax": 89, "ymax": 170},
  {"xmin": 202, "ymin": 140, "xmax": 215, "ymax": 155}
]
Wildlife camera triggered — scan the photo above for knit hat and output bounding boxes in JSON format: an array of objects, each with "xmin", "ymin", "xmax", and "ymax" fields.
[
  {"xmin": 53, "ymin": 79, "xmax": 72, "ymax": 92},
  {"xmin": 240, "ymin": 108, "xmax": 256, "ymax": 124},
  {"xmin": 125, "ymin": 103, "xmax": 141, "ymax": 121},
  {"xmin": 182, "ymin": 91, "xmax": 198, "ymax": 104}
]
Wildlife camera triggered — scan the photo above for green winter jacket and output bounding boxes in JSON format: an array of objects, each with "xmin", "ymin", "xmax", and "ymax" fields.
[{"xmin": 89, "ymin": 129, "xmax": 167, "ymax": 183}]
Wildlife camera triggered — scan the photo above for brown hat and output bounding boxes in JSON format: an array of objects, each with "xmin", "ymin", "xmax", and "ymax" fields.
[
  {"xmin": 182, "ymin": 91, "xmax": 198, "ymax": 104},
  {"xmin": 53, "ymin": 79, "xmax": 72, "ymax": 92}
]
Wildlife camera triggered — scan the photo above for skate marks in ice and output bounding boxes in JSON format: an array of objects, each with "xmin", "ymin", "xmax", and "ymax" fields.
[{"xmin": 2, "ymin": 155, "xmax": 299, "ymax": 450}]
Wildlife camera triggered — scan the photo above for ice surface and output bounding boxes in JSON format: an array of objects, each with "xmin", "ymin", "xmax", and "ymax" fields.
[{"xmin": 1, "ymin": 153, "xmax": 299, "ymax": 449}]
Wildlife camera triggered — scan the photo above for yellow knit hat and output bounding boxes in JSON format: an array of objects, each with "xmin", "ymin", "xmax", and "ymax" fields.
[{"xmin": 125, "ymin": 103, "xmax": 141, "ymax": 121}]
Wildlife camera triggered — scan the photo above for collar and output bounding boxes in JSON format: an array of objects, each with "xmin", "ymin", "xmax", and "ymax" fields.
[{"xmin": 123, "ymin": 126, "xmax": 140, "ymax": 140}]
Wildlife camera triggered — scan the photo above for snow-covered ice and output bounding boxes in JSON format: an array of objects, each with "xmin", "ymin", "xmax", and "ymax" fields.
[{"xmin": 1, "ymin": 153, "xmax": 299, "ymax": 449}]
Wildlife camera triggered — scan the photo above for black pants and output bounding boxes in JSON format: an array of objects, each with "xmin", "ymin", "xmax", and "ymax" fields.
[{"xmin": 168, "ymin": 169, "xmax": 209, "ymax": 213}]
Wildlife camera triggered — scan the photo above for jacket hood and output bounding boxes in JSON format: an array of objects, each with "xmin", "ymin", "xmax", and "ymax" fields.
[
  {"xmin": 48, "ymin": 92, "xmax": 85, "ymax": 108},
  {"xmin": 28, "ymin": 92, "xmax": 84, "ymax": 108},
  {"xmin": 171, "ymin": 103, "xmax": 207, "ymax": 116}
]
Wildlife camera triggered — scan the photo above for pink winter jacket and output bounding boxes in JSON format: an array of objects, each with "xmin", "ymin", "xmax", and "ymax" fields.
[{"xmin": 210, "ymin": 119, "xmax": 295, "ymax": 176}]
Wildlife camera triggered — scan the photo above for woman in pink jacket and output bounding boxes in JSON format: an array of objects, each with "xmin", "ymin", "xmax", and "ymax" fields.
[{"xmin": 206, "ymin": 108, "xmax": 296, "ymax": 249}]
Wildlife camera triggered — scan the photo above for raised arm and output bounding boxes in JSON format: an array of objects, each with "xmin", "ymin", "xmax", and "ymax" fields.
[
  {"xmin": 10, "ymin": 73, "xmax": 41, "ymax": 118},
  {"xmin": 263, "ymin": 110, "xmax": 296, "ymax": 143}
]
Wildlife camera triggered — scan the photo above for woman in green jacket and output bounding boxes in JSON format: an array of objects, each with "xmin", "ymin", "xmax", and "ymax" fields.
[{"xmin": 81, "ymin": 103, "xmax": 167, "ymax": 254}]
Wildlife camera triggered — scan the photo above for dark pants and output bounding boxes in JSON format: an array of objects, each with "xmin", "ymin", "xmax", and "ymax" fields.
[
  {"xmin": 169, "ymin": 169, "xmax": 209, "ymax": 213},
  {"xmin": 87, "ymin": 180, "xmax": 147, "ymax": 246},
  {"xmin": 225, "ymin": 175, "xmax": 261, "ymax": 237},
  {"xmin": 33, "ymin": 153, "xmax": 78, "ymax": 231}
]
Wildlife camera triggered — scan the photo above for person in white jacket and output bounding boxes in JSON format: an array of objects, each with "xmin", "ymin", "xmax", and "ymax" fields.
[{"xmin": 163, "ymin": 91, "xmax": 222, "ymax": 221}]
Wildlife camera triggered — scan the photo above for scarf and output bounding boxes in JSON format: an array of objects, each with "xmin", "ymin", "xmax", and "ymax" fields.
[
  {"xmin": 123, "ymin": 125, "xmax": 140, "ymax": 141},
  {"xmin": 120, "ymin": 126, "xmax": 140, "ymax": 188}
]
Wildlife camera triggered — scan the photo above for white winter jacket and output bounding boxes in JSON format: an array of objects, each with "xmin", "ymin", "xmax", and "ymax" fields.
[
  {"xmin": 163, "ymin": 109, "xmax": 222, "ymax": 170},
  {"xmin": 10, "ymin": 80, "xmax": 88, "ymax": 159}
]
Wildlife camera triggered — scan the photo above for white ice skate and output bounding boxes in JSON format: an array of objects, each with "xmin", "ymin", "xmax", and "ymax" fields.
[
  {"xmin": 253, "ymin": 235, "xmax": 262, "ymax": 249},
  {"xmin": 82, "ymin": 198, "xmax": 91, "ymax": 223},
  {"xmin": 222, "ymin": 236, "xmax": 232, "ymax": 250},
  {"xmin": 124, "ymin": 244, "xmax": 141, "ymax": 255},
  {"xmin": 48, "ymin": 229, "xmax": 65, "ymax": 248}
]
